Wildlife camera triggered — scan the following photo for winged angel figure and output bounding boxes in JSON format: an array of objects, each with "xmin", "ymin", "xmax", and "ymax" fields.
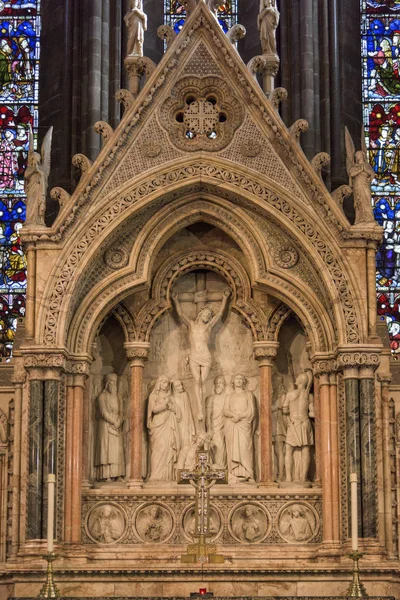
[
  {"xmin": 24, "ymin": 125, "xmax": 53, "ymax": 226},
  {"xmin": 345, "ymin": 126, "xmax": 376, "ymax": 226}
]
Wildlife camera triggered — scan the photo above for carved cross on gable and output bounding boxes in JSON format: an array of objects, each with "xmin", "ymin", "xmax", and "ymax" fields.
[{"xmin": 179, "ymin": 450, "xmax": 227, "ymax": 564}]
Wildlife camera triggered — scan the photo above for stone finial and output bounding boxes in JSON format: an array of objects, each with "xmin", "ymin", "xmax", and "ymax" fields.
[
  {"xmin": 289, "ymin": 119, "xmax": 309, "ymax": 145},
  {"xmin": 270, "ymin": 87, "xmax": 288, "ymax": 110},
  {"xmin": 116, "ymin": 89, "xmax": 135, "ymax": 110},
  {"xmin": 157, "ymin": 24, "xmax": 177, "ymax": 49},
  {"xmin": 227, "ymin": 24, "xmax": 246, "ymax": 46},
  {"xmin": 251, "ymin": 0, "xmax": 280, "ymax": 95},
  {"xmin": 94, "ymin": 121, "xmax": 114, "ymax": 142},
  {"xmin": 72, "ymin": 153, "xmax": 92, "ymax": 178},
  {"xmin": 50, "ymin": 186, "xmax": 71, "ymax": 208},
  {"xmin": 331, "ymin": 184, "xmax": 352, "ymax": 207},
  {"xmin": 124, "ymin": 0, "xmax": 147, "ymax": 58},
  {"xmin": 310, "ymin": 152, "xmax": 331, "ymax": 180}
]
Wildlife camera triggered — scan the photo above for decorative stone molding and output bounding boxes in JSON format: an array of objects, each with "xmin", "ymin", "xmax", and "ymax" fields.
[
  {"xmin": 265, "ymin": 303, "xmax": 292, "ymax": 341},
  {"xmin": 113, "ymin": 304, "xmax": 136, "ymax": 343},
  {"xmin": 124, "ymin": 342, "xmax": 150, "ymax": 361},
  {"xmin": 336, "ymin": 351, "xmax": 380, "ymax": 370},
  {"xmin": 247, "ymin": 54, "xmax": 279, "ymax": 79},
  {"xmin": 331, "ymin": 184, "xmax": 352, "ymax": 207},
  {"xmin": 157, "ymin": 24, "xmax": 176, "ymax": 48},
  {"xmin": 104, "ymin": 247, "xmax": 130, "ymax": 269},
  {"xmin": 311, "ymin": 357, "xmax": 337, "ymax": 376},
  {"xmin": 253, "ymin": 341, "xmax": 279, "ymax": 362},
  {"xmin": 273, "ymin": 246, "xmax": 299, "ymax": 269},
  {"xmin": 159, "ymin": 75, "xmax": 244, "ymax": 152},
  {"xmin": 23, "ymin": 352, "xmax": 65, "ymax": 380},
  {"xmin": 270, "ymin": 86, "xmax": 288, "ymax": 110},
  {"xmin": 64, "ymin": 359, "xmax": 91, "ymax": 377},
  {"xmin": 11, "ymin": 357, "xmax": 26, "ymax": 385},
  {"xmin": 94, "ymin": 121, "xmax": 113, "ymax": 142},
  {"xmin": 289, "ymin": 119, "xmax": 309, "ymax": 145}
]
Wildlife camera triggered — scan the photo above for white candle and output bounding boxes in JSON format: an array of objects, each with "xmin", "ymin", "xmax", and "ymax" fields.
[
  {"xmin": 350, "ymin": 473, "xmax": 358, "ymax": 552},
  {"xmin": 47, "ymin": 474, "xmax": 56, "ymax": 553}
]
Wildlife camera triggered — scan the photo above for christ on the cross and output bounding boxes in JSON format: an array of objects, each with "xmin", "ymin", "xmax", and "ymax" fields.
[{"xmin": 172, "ymin": 289, "xmax": 230, "ymax": 427}]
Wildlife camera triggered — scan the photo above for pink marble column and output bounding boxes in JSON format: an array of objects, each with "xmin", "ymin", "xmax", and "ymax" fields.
[
  {"xmin": 64, "ymin": 377, "xmax": 74, "ymax": 542},
  {"xmin": 70, "ymin": 375, "xmax": 86, "ymax": 543},
  {"xmin": 124, "ymin": 343, "xmax": 150, "ymax": 487},
  {"xmin": 313, "ymin": 376, "xmax": 321, "ymax": 485},
  {"xmin": 254, "ymin": 341, "xmax": 278, "ymax": 486}
]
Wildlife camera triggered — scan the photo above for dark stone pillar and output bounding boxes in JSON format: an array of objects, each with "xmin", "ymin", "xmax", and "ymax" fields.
[
  {"xmin": 359, "ymin": 372, "xmax": 377, "ymax": 537},
  {"xmin": 27, "ymin": 380, "xmax": 44, "ymax": 539},
  {"xmin": 344, "ymin": 371, "xmax": 362, "ymax": 539},
  {"xmin": 42, "ymin": 380, "xmax": 59, "ymax": 539}
]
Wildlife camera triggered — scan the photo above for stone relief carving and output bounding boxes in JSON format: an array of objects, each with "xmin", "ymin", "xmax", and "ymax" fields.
[
  {"xmin": 94, "ymin": 373, "xmax": 126, "ymax": 482},
  {"xmin": 273, "ymin": 246, "xmax": 299, "ymax": 269},
  {"xmin": 182, "ymin": 503, "xmax": 222, "ymax": 542},
  {"xmin": 280, "ymin": 370, "xmax": 314, "ymax": 488},
  {"xmin": 87, "ymin": 503, "xmax": 126, "ymax": 544},
  {"xmin": 230, "ymin": 502, "xmax": 270, "ymax": 543},
  {"xmin": 224, "ymin": 374, "xmax": 256, "ymax": 483},
  {"xmin": 104, "ymin": 247, "xmax": 130, "ymax": 269},
  {"xmin": 134, "ymin": 502, "xmax": 174, "ymax": 543},
  {"xmin": 277, "ymin": 502, "xmax": 318, "ymax": 543}
]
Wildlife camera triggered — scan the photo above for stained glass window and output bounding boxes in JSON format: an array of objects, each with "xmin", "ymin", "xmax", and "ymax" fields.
[
  {"xmin": 0, "ymin": 0, "xmax": 40, "ymax": 358},
  {"xmin": 164, "ymin": 1, "xmax": 237, "ymax": 35}
]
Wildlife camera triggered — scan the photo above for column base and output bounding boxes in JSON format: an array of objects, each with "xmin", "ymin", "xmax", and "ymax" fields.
[{"xmin": 127, "ymin": 478, "xmax": 144, "ymax": 489}]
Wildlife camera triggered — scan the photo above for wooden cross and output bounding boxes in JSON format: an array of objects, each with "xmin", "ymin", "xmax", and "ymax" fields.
[{"xmin": 179, "ymin": 450, "xmax": 227, "ymax": 564}]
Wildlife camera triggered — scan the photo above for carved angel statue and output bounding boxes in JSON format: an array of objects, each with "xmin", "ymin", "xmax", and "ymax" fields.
[
  {"xmin": 345, "ymin": 126, "xmax": 376, "ymax": 226},
  {"xmin": 258, "ymin": 0, "xmax": 280, "ymax": 56},
  {"xmin": 124, "ymin": 0, "xmax": 147, "ymax": 57},
  {"xmin": 24, "ymin": 125, "xmax": 53, "ymax": 226}
]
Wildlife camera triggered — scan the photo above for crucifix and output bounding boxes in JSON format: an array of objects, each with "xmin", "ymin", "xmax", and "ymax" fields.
[
  {"xmin": 179, "ymin": 450, "xmax": 227, "ymax": 564},
  {"xmin": 172, "ymin": 272, "xmax": 230, "ymax": 433}
]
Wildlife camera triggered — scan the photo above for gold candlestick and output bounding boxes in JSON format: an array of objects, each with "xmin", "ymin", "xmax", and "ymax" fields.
[
  {"xmin": 346, "ymin": 551, "xmax": 368, "ymax": 597},
  {"xmin": 37, "ymin": 552, "xmax": 60, "ymax": 599}
]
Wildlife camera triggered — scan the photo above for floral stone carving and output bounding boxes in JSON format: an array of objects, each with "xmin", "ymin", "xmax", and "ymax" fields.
[
  {"xmin": 274, "ymin": 246, "xmax": 299, "ymax": 269},
  {"xmin": 104, "ymin": 247, "xmax": 130, "ymax": 269}
]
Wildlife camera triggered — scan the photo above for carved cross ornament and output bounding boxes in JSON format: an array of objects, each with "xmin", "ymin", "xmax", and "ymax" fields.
[{"xmin": 184, "ymin": 99, "xmax": 219, "ymax": 136}]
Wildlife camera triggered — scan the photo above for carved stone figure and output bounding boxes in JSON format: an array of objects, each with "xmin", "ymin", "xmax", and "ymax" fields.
[
  {"xmin": 282, "ymin": 370, "xmax": 314, "ymax": 486},
  {"xmin": 147, "ymin": 375, "xmax": 180, "ymax": 481},
  {"xmin": 24, "ymin": 125, "xmax": 53, "ymax": 226},
  {"xmin": 172, "ymin": 379, "xmax": 195, "ymax": 449},
  {"xmin": 94, "ymin": 373, "xmax": 125, "ymax": 482},
  {"xmin": 135, "ymin": 502, "xmax": 173, "ymax": 543},
  {"xmin": 272, "ymin": 372, "xmax": 287, "ymax": 481},
  {"xmin": 278, "ymin": 503, "xmax": 315, "ymax": 543},
  {"xmin": 172, "ymin": 289, "xmax": 230, "ymax": 425},
  {"xmin": 224, "ymin": 374, "xmax": 256, "ymax": 483},
  {"xmin": 345, "ymin": 126, "xmax": 376, "ymax": 226},
  {"xmin": 89, "ymin": 504, "xmax": 125, "ymax": 543},
  {"xmin": 205, "ymin": 376, "xmax": 227, "ymax": 469},
  {"xmin": 124, "ymin": 0, "xmax": 147, "ymax": 57},
  {"xmin": 184, "ymin": 504, "xmax": 221, "ymax": 540},
  {"xmin": 231, "ymin": 503, "xmax": 268, "ymax": 543},
  {"xmin": 258, "ymin": 0, "xmax": 280, "ymax": 56},
  {"xmin": 177, "ymin": 432, "xmax": 211, "ymax": 470}
]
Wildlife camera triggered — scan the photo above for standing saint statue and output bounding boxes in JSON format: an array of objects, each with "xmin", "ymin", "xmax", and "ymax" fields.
[
  {"xmin": 258, "ymin": 0, "xmax": 280, "ymax": 56},
  {"xmin": 205, "ymin": 375, "xmax": 227, "ymax": 469},
  {"xmin": 147, "ymin": 375, "xmax": 180, "ymax": 481},
  {"xmin": 172, "ymin": 379, "xmax": 195, "ymax": 451},
  {"xmin": 24, "ymin": 125, "xmax": 53, "ymax": 226},
  {"xmin": 172, "ymin": 289, "xmax": 230, "ymax": 426},
  {"xmin": 224, "ymin": 374, "xmax": 256, "ymax": 483},
  {"xmin": 282, "ymin": 369, "xmax": 314, "ymax": 486},
  {"xmin": 272, "ymin": 372, "xmax": 287, "ymax": 482},
  {"xmin": 94, "ymin": 373, "xmax": 125, "ymax": 482},
  {"xmin": 345, "ymin": 126, "xmax": 376, "ymax": 226},
  {"xmin": 124, "ymin": 0, "xmax": 147, "ymax": 57}
]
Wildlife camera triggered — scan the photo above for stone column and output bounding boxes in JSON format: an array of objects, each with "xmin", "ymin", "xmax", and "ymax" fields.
[
  {"xmin": 254, "ymin": 341, "xmax": 279, "ymax": 486},
  {"xmin": 379, "ymin": 375, "xmax": 394, "ymax": 555},
  {"xmin": 26, "ymin": 378, "xmax": 44, "ymax": 540},
  {"xmin": 318, "ymin": 372, "xmax": 333, "ymax": 543},
  {"xmin": 42, "ymin": 379, "xmax": 59, "ymax": 540},
  {"xmin": 10, "ymin": 358, "xmax": 25, "ymax": 557},
  {"xmin": 71, "ymin": 367, "xmax": 88, "ymax": 543},
  {"xmin": 359, "ymin": 365, "xmax": 378, "ymax": 538},
  {"xmin": 343, "ymin": 365, "xmax": 362, "ymax": 540},
  {"xmin": 367, "ymin": 240, "xmax": 378, "ymax": 340},
  {"xmin": 25, "ymin": 245, "xmax": 36, "ymax": 339},
  {"xmin": 124, "ymin": 342, "xmax": 150, "ymax": 487},
  {"xmin": 64, "ymin": 375, "xmax": 74, "ymax": 542},
  {"xmin": 329, "ymin": 371, "xmax": 340, "ymax": 542}
]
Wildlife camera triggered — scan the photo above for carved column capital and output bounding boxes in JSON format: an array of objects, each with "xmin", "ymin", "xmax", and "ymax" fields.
[
  {"xmin": 23, "ymin": 352, "xmax": 65, "ymax": 381},
  {"xmin": 65, "ymin": 358, "xmax": 91, "ymax": 387},
  {"xmin": 336, "ymin": 349, "xmax": 381, "ymax": 371},
  {"xmin": 11, "ymin": 356, "xmax": 26, "ymax": 385},
  {"xmin": 124, "ymin": 342, "xmax": 150, "ymax": 366},
  {"xmin": 311, "ymin": 355, "xmax": 337, "ymax": 376},
  {"xmin": 253, "ymin": 341, "xmax": 279, "ymax": 366}
]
